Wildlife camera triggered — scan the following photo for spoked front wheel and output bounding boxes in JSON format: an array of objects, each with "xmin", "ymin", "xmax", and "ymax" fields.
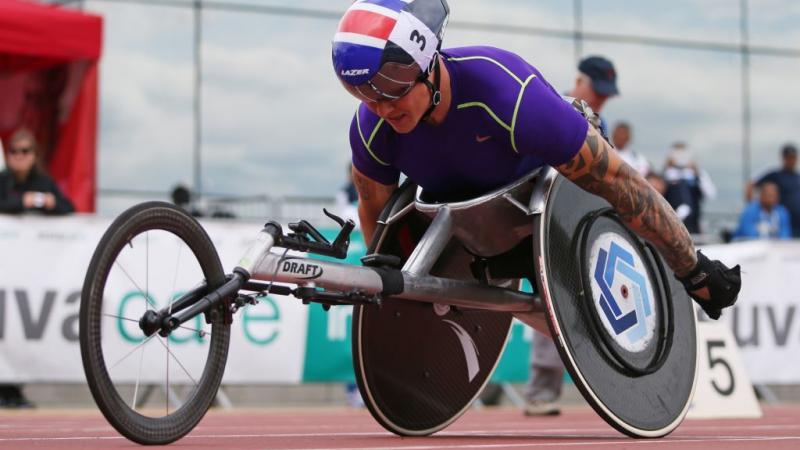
[{"xmin": 80, "ymin": 202, "xmax": 230, "ymax": 445}]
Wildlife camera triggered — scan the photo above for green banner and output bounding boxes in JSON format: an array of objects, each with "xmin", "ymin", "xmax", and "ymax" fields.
[{"xmin": 300, "ymin": 229, "xmax": 364, "ymax": 382}]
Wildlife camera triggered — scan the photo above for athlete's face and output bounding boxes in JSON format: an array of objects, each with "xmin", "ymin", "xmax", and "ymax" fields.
[{"xmin": 363, "ymin": 81, "xmax": 431, "ymax": 134}]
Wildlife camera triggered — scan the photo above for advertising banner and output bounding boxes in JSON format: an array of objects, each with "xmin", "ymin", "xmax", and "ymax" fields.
[
  {"xmin": 701, "ymin": 241, "xmax": 800, "ymax": 384},
  {"xmin": 1, "ymin": 215, "xmax": 793, "ymax": 385},
  {"xmin": 0, "ymin": 215, "xmax": 308, "ymax": 383}
]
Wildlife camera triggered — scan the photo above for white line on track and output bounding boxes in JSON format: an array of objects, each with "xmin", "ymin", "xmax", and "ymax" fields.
[
  {"xmin": 265, "ymin": 437, "xmax": 800, "ymax": 450},
  {"xmin": 6, "ymin": 423, "xmax": 796, "ymax": 437},
  {"xmin": 7, "ymin": 423, "xmax": 798, "ymax": 439},
  {"xmin": 1, "ymin": 433, "xmax": 800, "ymax": 447}
]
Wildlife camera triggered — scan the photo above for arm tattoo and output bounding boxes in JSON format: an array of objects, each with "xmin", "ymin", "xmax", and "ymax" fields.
[
  {"xmin": 557, "ymin": 129, "xmax": 697, "ymax": 276},
  {"xmin": 354, "ymin": 174, "xmax": 372, "ymax": 201}
]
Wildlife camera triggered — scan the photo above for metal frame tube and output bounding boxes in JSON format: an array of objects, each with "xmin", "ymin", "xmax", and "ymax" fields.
[
  {"xmin": 164, "ymin": 271, "xmax": 245, "ymax": 332},
  {"xmin": 237, "ymin": 228, "xmax": 277, "ymax": 275},
  {"xmin": 399, "ymin": 272, "xmax": 538, "ymax": 312},
  {"xmin": 248, "ymin": 251, "xmax": 539, "ymax": 313},
  {"xmin": 251, "ymin": 252, "xmax": 385, "ymax": 294},
  {"xmin": 403, "ymin": 206, "xmax": 453, "ymax": 276}
]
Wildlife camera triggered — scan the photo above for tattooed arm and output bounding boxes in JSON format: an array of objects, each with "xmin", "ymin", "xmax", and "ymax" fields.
[
  {"xmin": 556, "ymin": 126, "xmax": 698, "ymax": 277},
  {"xmin": 352, "ymin": 165, "xmax": 398, "ymax": 245}
]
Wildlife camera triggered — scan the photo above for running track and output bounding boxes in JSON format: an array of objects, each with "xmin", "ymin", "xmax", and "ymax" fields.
[{"xmin": 1, "ymin": 405, "xmax": 799, "ymax": 449}]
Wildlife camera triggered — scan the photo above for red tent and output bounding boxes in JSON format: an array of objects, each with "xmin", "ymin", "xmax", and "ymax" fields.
[{"xmin": 0, "ymin": 0, "xmax": 102, "ymax": 212}]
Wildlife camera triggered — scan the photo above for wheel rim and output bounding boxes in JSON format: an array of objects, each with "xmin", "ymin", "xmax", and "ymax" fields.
[
  {"xmin": 81, "ymin": 203, "xmax": 229, "ymax": 444},
  {"xmin": 95, "ymin": 227, "xmax": 214, "ymax": 416}
]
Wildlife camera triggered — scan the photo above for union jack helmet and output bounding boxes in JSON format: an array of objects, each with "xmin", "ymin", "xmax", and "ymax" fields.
[{"xmin": 332, "ymin": 0, "xmax": 450, "ymax": 102}]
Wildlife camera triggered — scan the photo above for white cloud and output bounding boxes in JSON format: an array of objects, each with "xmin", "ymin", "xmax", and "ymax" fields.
[{"xmin": 97, "ymin": 51, "xmax": 195, "ymax": 190}]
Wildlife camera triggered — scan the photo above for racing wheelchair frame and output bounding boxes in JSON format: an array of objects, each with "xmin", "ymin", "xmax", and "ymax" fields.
[{"xmin": 79, "ymin": 167, "xmax": 696, "ymax": 445}]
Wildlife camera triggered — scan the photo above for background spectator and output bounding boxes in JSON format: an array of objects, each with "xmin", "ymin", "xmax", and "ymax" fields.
[
  {"xmin": 171, "ymin": 184, "xmax": 235, "ymax": 219},
  {"xmin": 662, "ymin": 141, "xmax": 715, "ymax": 234},
  {"xmin": 0, "ymin": 128, "xmax": 75, "ymax": 407},
  {"xmin": 747, "ymin": 143, "xmax": 800, "ymax": 237},
  {"xmin": 734, "ymin": 182, "xmax": 791, "ymax": 240},
  {"xmin": 611, "ymin": 121, "xmax": 650, "ymax": 176},
  {"xmin": 170, "ymin": 183, "xmax": 203, "ymax": 217},
  {"xmin": 647, "ymin": 171, "xmax": 695, "ymax": 228},
  {"xmin": 525, "ymin": 55, "xmax": 619, "ymax": 418},
  {"xmin": 567, "ymin": 55, "xmax": 618, "ymax": 137},
  {"xmin": 0, "ymin": 128, "xmax": 74, "ymax": 215}
]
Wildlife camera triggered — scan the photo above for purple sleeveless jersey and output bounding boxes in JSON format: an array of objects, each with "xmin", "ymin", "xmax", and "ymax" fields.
[{"xmin": 349, "ymin": 46, "xmax": 588, "ymax": 199}]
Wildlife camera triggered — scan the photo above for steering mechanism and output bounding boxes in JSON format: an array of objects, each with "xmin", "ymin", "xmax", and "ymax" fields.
[{"xmin": 279, "ymin": 208, "xmax": 355, "ymax": 259}]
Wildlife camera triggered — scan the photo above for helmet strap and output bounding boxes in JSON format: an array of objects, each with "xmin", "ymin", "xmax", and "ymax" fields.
[{"xmin": 420, "ymin": 55, "xmax": 442, "ymax": 123}]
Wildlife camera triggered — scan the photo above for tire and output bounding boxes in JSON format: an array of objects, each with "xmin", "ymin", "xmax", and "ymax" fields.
[{"xmin": 80, "ymin": 202, "xmax": 230, "ymax": 445}]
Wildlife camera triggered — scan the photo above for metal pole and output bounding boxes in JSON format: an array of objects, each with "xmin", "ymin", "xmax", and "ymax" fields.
[
  {"xmin": 740, "ymin": 0, "xmax": 751, "ymax": 187},
  {"xmin": 193, "ymin": 0, "xmax": 203, "ymax": 199},
  {"xmin": 573, "ymin": 0, "xmax": 583, "ymax": 62}
]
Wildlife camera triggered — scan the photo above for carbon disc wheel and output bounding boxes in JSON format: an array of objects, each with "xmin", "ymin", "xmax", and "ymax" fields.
[{"xmin": 533, "ymin": 177, "xmax": 697, "ymax": 438}]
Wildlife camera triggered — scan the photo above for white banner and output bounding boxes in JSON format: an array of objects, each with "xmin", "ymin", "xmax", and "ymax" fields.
[
  {"xmin": 0, "ymin": 214, "xmax": 307, "ymax": 384},
  {"xmin": 1, "ymin": 215, "xmax": 797, "ymax": 385},
  {"xmin": 701, "ymin": 240, "xmax": 800, "ymax": 384}
]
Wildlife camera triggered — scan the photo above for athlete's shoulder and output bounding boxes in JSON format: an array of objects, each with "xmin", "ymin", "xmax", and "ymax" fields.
[
  {"xmin": 349, "ymin": 103, "xmax": 393, "ymax": 166},
  {"xmin": 352, "ymin": 103, "xmax": 380, "ymax": 130},
  {"xmin": 443, "ymin": 46, "xmax": 542, "ymax": 81},
  {"xmin": 445, "ymin": 45, "xmax": 526, "ymax": 61}
]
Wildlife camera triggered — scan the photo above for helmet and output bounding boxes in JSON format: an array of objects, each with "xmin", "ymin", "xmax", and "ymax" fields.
[{"xmin": 332, "ymin": 0, "xmax": 450, "ymax": 103}]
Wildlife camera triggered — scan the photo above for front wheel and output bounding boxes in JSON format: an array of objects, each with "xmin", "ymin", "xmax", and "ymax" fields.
[{"xmin": 80, "ymin": 202, "xmax": 230, "ymax": 445}]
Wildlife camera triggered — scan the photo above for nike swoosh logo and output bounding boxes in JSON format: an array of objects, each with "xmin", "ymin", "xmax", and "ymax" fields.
[{"xmin": 475, "ymin": 134, "xmax": 491, "ymax": 143}]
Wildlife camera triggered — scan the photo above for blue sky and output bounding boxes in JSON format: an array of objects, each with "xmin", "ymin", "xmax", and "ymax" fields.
[{"xmin": 80, "ymin": 0, "xmax": 800, "ymax": 216}]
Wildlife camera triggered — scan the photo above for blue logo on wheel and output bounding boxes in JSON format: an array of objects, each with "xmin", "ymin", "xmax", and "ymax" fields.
[{"xmin": 593, "ymin": 241, "xmax": 653, "ymax": 345}]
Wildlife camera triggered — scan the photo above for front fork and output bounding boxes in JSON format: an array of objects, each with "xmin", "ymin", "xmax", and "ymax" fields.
[{"xmin": 138, "ymin": 268, "xmax": 249, "ymax": 337}]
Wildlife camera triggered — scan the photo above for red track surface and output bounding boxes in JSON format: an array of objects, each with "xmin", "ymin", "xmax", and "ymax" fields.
[{"xmin": 1, "ymin": 405, "xmax": 798, "ymax": 449}]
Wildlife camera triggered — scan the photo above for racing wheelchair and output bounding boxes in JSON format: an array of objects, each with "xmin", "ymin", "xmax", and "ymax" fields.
[{"xmin": 79, "ymin": 167, "xmax": 696, "ymax": 445}]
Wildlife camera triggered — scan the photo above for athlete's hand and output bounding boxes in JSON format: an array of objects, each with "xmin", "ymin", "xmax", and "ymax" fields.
[{"xmin": 676, "ymin": 251, "xmax": 741, "ymax": 320}]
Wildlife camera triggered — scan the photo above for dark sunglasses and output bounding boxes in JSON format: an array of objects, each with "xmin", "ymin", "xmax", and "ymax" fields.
[{"xmin": 9, "ymin": 147, "xmax": 34, "ymax": 155}]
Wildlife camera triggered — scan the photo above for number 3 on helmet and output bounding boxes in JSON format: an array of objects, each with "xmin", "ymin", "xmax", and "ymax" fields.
[{"xmin": 332, "ymin": 0, "xmax": 450, "ymax": 103}]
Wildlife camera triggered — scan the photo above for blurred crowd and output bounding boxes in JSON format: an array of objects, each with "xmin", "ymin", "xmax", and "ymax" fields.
[{"xmin": 614, "ymin": 124, "xmax": 798, "ymax": 243}]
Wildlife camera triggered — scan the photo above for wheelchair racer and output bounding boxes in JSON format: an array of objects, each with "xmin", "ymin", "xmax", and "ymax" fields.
[{"xmin": 332, "ymin": 0, "xmax": 740, "ymax": 319}]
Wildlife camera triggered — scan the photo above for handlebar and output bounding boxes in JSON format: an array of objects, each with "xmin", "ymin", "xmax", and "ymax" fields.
[{"xmin": 278, "ymin": 208, "xmax": 355, "ymax": 259}]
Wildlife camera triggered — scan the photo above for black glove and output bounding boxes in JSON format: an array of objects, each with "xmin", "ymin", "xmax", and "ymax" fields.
[{"xmin": 676, "ymin": 250, "xmax": 741, "ymax": 320}]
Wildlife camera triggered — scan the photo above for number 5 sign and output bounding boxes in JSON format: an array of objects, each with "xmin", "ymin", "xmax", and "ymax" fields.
[{"xmin": 688, "ymin": 317, "xmax": 762, "ymax": 419}]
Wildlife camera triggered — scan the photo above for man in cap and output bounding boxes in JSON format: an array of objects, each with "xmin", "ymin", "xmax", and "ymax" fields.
[
  {"xmin": 524, "ymin": 55, "xmax": 620, "ymax": 416},
  {"xmin": 747, "ymin": 143, "xmax": 800, "ymax": 237},
  {"xmin": 569, "ymin": 56, "xmax": 619, "ymax": 135}
]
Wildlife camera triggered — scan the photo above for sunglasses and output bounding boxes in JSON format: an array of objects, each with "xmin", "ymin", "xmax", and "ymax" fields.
[{"xmin": 9, "ymin": 147, "xmax": 34, "ymax": 156}]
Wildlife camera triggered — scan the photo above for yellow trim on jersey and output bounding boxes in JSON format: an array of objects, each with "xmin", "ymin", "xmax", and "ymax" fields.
[
  {"xmin": 510, "ymin": 74, "xmax": 538, "ymax": 153},
  {"xmin": 449, "ymin": 54, "xmax": 541, "ymax": 152},
  {"xmin": 356, "ymin": 111, "xmax": 389, "ymax": 166},
  {"xmin": 457, "ymin": 102, "xmax": 511, "ymax": 131},
  {"xmin": 446, "ymin": 55, "xmax": 524, "ymax": 85}
]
